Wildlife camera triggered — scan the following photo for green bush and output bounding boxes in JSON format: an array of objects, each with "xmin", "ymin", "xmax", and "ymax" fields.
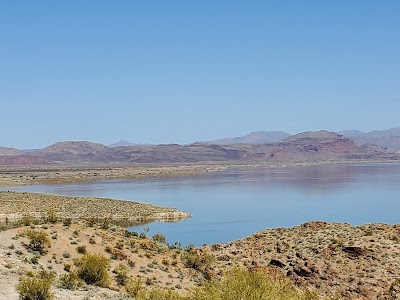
[
  {"xmin": 58, "ymin": 272, "xmax": 84, "ymax": 290},
  {"xmin": 181, "ymin": 250, "xmax": 214, "ymax": 271},
  {"xmin": 125, "ymin": 277, "xmax": 143, "ymax": 298},
  {"xmin": 76, "ymin": 253, "xmax": 110, "ymax": 287},
  {"xmin": 152, "ymin": 233, "xmax": 167, "ymax": 244},
  {"xmin": 63, "ymin": 218, "xmax": 72, "ymax": 226},
  {"xmin": 20, "ymin": 215, "xmax": 35, "ymax": 226},
  {"xmin": 76, "ymin": 245, "xmax": 87, "ymax": 254},
  {"xmin": 114, "ymin": 264, "xmax": 129, "ymax": 285},
  {"xmin": 190, "ymin": 268, "xmax": 318, "ymax": 300},
  {"xmin": 17, "ymin": 271, "xmax": 55, "ymax": 300},
  {"xmin": 25, "ymin": 230, "xmax": 51, "ymax": 254},
  {"xmin": 136, "ymin": 288, "xmax": 186, "ymax": 300},
  {"xmin": 46, "ymin": 209, "xmax": 58, "ymax": 224}
]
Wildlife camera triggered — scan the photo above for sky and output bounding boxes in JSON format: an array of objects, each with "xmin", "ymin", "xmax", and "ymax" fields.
[{"xmin": 1, "ymin": 1, "xmax": 399, "ymax": 149}]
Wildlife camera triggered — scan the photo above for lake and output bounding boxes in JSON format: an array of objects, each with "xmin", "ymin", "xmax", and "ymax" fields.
[{"xmin": 4, "ymin": 163, "xmax": 400, "ymax": 246}]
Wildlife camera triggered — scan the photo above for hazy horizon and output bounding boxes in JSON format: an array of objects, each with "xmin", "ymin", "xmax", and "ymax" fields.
[
  {"xmin": 2, "ymin": 126, "xmax": 400, "ymax": 150},
  {"xmin": 1, "ymin": 2, "xmax": 399, "ymax": 149}
]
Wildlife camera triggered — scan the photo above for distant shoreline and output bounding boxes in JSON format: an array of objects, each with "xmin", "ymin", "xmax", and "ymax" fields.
[{"xmin": 1, "ymin": 159, "xmax": 400, "ymax": 187}]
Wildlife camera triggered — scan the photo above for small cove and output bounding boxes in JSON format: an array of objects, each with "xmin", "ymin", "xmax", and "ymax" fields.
[{"xmin": 4, "ymin": 163, "xmax": 400, "ymax": 246}]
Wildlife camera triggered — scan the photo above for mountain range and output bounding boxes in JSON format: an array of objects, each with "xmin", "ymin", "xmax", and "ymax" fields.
[
  {"xmin": 1, "ymin": 128, "xmax": 399, "ymax": 165},
  {"xmin": 338, "ymin": 128, "xmax": 400, "ymax": 153}
]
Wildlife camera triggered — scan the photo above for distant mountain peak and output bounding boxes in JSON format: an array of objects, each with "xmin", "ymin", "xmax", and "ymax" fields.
[
  {"xmin": 206, "ymin": 131, "xmax": 291, "ymax": 145},
  {"xmin": 109, "ymin": 140, "xmax": 143, "ymax": 147},
  {"xmin": 0, "ymin": 146, "xmax": 22, "ymax": 156},
  {"xmin": 43, "ymin": 141, "xmax": 108, "ymax": 154},
  {"xmin": 284, "ymin": 130, "xmax": 342, "ymax": 142},
  {"xmin": 339, "ymin": 127, "xmax": 400, "ymax": 152}
]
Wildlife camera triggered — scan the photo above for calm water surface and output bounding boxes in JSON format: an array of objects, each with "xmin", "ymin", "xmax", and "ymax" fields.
[{"xmin": 4, "ymin": 163, "xmax": 400, "ymax": 246}]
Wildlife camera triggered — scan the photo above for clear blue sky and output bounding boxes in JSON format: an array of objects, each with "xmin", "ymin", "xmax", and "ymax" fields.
[{"xmin": 1, "ymin": 1, "xmax": 399, "ymax": 149}]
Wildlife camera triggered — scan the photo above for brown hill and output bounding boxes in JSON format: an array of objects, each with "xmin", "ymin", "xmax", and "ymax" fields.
[
  {"xmin": 0, "ymin": 155, "xmax": 49, "ymax": 165},
  {"xmin": 284, "ymin": 130, "xmax": 343, "ymax": 141},
  {"xmin": 1, "ymin": 131, "xmax": 399, "ymax": 165},
  {"xmin": 42, "ymin": 141, "xmax": 108, "ymax": 155},
  {"xmin": 0, "ymin": 147, "xmax": 22, "ymax": 156}
]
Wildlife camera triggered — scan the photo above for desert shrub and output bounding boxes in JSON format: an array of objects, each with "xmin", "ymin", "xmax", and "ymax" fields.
[
  {"xmin": 36, "ymin": 269, "xmax": 56, "ymax": 281},
  {"xmin": 17, "ymin": 270, "xmax": 55, "ymax": 300},
  {"xmin": 58, "ymin": 272, "xmax": 84, "ymax": 290},
  {"xmin": 25, "ymin": 230, "xmax": 51, "ymax": 254},
  {"xmin": 100, "ymin": 217, "xmax": 111, "ymax": 229},
  {"xmin": 46, "ymin": 209, "xmax": 58, "ymax": 224},
  {"xmin": 128, "ymin": 259, "xmax": 136, "ymax": 267},
  {"xmin": 136, "ymin": 288, "xmax": 186, "ymax": 300},
  {"xmin": 145, "ymin": 277, "xmax": 153, "ymax": 286},
  {"xmin": 85, "ymin": 217, "xmax": 97, "ymax": 227},
  {"xmin": 181, "ymin": 250, "xmax": 214, "ymax": 271},
  {"xmin": 114, "ymin": 264, "xmax": 129, "ymax": 285},
  {"xmin": 20, "ymin": 215, "xmax": 35, "ymax": 226},
  {"xmin": 63, "ymin": 264, "xmax": 71, "ymax": 272},
  {"xmin": 152, "ymin": 233, "xmax": 167, "ymax": 244},
  {"xmin": 76, "ymin": 245, "xmax": 87, "ymax": 254},
  {"xmin": 190, "ymin": 267, "xmax": 318, "ymax": 300},
  {"xmin": 31, "ymin": 255, "xmax": 39, "ymax": 264},
  {"xmin": 76, "ymin": 253, "xmax": 110, "ymax": 287},
  {"xmin": 125, "ymin": 277, "xmax": 143, "ymax": 298},
  {"xmin": 115, "ymin": 240, "xmax": 125, "ymax": 250},
  {"xmin": 63, "ymin": 218, "xmax": 72, "ymax": 227}
]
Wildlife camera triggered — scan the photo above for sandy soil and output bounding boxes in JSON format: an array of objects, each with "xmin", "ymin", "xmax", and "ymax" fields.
[{"xmin": 0, "ymin": 222, "xmax": 204, "ymax": 300}]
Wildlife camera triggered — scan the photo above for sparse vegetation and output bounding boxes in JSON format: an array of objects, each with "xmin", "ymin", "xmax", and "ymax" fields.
[
  {"xmin": 182, "ymin": 249, "xmax": 214, "ymax": 271},
  {"xmin": 25, "ymin": 230, "xmax": 51, "ymax": 254},
  {"xmin": 17, "ymin": 270, "xmax": 55, "ymax": 300},
  {"xmin": 58, "ymin": 272, "xmax": 84, "ymax": 290},
  {"xmin": 153, "ymin": 233, "xmax": 167, "ymax": 244},
  {"xmin": 76, "ymin": 245, "xmax": 87, "ymax": 254},
  {"xmin": 114, "ymin": 264, "xmax": 130, "ymax": 285},
  {"xmin": 190, "ymin": 268, "xmax": 317, "ymax": 300},
  {"xmin": 0, "ymin": 191, "xmax": 190, "ymax": 227},
  {"xmin": 125, "ymin": 277, "xmax": 143, "ymax": 298},
  {"xmin": 76, "ymin": 253, "xmax": 110, "ymax": 287}
]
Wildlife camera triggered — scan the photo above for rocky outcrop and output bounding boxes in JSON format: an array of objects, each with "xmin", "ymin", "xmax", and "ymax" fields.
[{"xmin": 204, "ymin": 222, "xmax": 400, "ymax": 300}]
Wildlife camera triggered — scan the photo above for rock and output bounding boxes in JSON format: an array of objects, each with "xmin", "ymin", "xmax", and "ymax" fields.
[
  {"xmin": 269, "ymin": 259, "xmax": 286, "ymax": 268},
  {"xmin": 294, "ymin": 266, "xmax": 313, "ymax": 277},
  {"xmin": 217, "ymin": 254, "xmax": 231, "ymax": 261},
  {"xmin": 300, "ymin": 221, "xmax": 328, "ymax": 231},
  {"xmin": 342, "ymin": 246, "xmax": 367, "ymax": 257}
]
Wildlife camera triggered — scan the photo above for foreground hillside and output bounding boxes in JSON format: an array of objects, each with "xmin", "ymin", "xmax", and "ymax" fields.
[
  {"xmin": 1, "ymin": 219, "xmax": 399, "ymax": 299},
  {"xmin": 0, "ymin": 220, "xmax": 317, "ymax": 300},
  {"xmin": 205, "ymin": 221, "xmax": 400, "ymax": 300}
]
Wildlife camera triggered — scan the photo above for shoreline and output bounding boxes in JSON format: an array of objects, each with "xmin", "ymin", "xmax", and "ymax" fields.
[
  {"xmin": 1, "ymin": 159, "xmax": 399, "ymax": 187},
  {"xmin": 0, "ymin": 191, "xmax": 191, "ymax": 227}
]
